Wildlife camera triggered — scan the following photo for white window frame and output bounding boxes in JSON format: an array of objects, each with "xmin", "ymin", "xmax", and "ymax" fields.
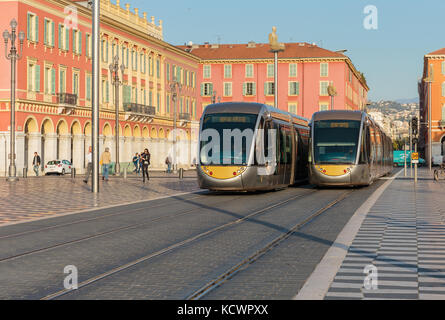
[
  {"xmin": 320, "ymin": 63, "xmax": 329, "ymax": 77},
  {"xmin": 223, "ymin": 82, "xmax": 232, "ymax": 97},
  {"xmin": 267, "ymin": 64, "xmax": 274, "ymax": 78},
  {"xmin": 203, "ymin": 65, "xmax": 211, "ymax": 79},
  {"xmin": 224, "ymin": 64, "xmax": 232, "ymax": 79},
  {"xmin": 320, "ymin": 81, "xmax": 329, "ymax": 96},
  {"xmin": 288, "ymin": 81, "xmax": 299, "ymax": 96},
  {"xmin": 245, "ymin": 64, "xmax": 254, "ymax": 78},
  {"xmin": 289, "ymin": 63, "xmax": 297, "ymax": 77}
]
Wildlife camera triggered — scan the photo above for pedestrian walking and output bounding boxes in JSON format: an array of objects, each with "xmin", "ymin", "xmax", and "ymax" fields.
[
  {"xmin": 32, "ymin": 152, "xmax": 41, "ymax": 176},
  {"xmin": 138, "ymin": 152, "xmax": 143, "ymax": 175},
  {"xmin": 132, "ymin": 152, "xmax": 140, "ymax": 173},
  {"xmin": 83, "ymin": 146, "xmax": 92, "ymax": 183},
  {"xmin": 100, "ymin": 147, "xmax": 112, "ymax": 181},
  {"xmin": 165, "ymin": 155, "xmax": 172, "ymax": 173},
  {"xmin": 141, "ymin": 148, "xmax": 151, "ymax": 183}
]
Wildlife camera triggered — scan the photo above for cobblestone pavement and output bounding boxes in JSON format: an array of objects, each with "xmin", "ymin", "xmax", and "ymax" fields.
[
  {"xmin": 0, "ymin": 170, "xmax": 199, "ymax": 225},
  {"xmin": 325, "ymin": 168, "xmax": 445, "ymax": 300}
]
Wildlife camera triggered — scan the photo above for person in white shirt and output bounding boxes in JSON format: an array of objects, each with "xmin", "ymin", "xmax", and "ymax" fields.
[{"xmin": 83, "ymin": 146, "xmax": 93, "ymax": 183}]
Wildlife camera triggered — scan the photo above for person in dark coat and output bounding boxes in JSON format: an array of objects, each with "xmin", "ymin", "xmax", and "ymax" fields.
[{"xmin": 141, "ymin": 148, "xmax": 151, "ymax": 183}]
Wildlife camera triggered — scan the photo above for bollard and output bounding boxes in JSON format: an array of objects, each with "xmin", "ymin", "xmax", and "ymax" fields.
[
  {"xmin": 23, "ymin": 167, "xmax": 27, "ymax": 178},
  {"xmin": 71, "ymin": 168, "xmax": 76, "ymax": 179},
  {"xmin": 179, "ymin": 168, "xmax": 184, "ymax": 180},
  {"xmin": 123, "ymin": 167, "xmax": 127, "ymax": 180}
]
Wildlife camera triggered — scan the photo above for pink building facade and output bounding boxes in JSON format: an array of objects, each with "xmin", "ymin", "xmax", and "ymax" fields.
[
  {"xmin": 0, "ymin": 0, "xmax": 200, "ymax": 176},
  {"xmin": 180, "ymin": 42, "xmax": 369, "ymax": 120}
]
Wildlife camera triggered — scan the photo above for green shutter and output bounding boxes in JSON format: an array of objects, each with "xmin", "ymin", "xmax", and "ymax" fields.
[
  {"xmin": 58, "ymin": 24, "xmax": 62, "ymax": 49},
  {"xmin": 209, "ymin": 83, "xmax": 213, "ymax": 95},
  {"xmin": 65, "ymin": 28, "xmax": 69, "ymax": 51},
  {"xmin": 44, "ymin": 19, "xmax": 47, "ymax": 45},
  {"xmin": 35, "ymin": 65, "xmax": 40, "ymax": 92},
  {"xmin": 296, "ymin": 82, "xmax": 300, "ymax": 95},
  {"xmin": 200, "ymin": 83, "xmax": 204, "ymax": 96},
  {"xmin": 35, "ymin": 16, "xmax": 39, "ymax": 42},
  {"xmin": 79, "ymin": 31, "xmax": 82, "ymax": 55},
  {"xmin": 253, "ymin": 83, "xmax": 256, "ymax": 96},
  {"xmin": 87, "ymin": 76, "xmax": 91, "ymax": 100},
  {"xmin": 264, "ymin": 82, "xmax": 268, "ymax": 95},
  {"xmin": 51, "ymin": 21, "xmax": 55, "ymax": 46},
  {"xmin": 27, "ymin": 14, "xmax": 31, "ymax": 40},
  {"xmin": 72, "ymin": 30, "xmax": 76, "ymax": 53},
  {"xmin": 51, "ymin": 69, "xmax": 56, "ymax": 94},
  {"xmin": 243, "ymin": 82, "xmax": 246, "ymax": 96}
]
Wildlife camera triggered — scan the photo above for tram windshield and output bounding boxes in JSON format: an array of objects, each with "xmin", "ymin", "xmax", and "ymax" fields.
[
  {"xmin": 200, "ymin": 113, "xmax": 258, "ymax": 165},
  {"xmin": 313, "ymin": 120, "xmax": 361, "ymax": 164}
]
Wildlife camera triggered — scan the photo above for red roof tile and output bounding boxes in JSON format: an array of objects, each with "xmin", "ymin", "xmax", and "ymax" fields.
[
  {"xmin": 427, "ymin": 48, "xmax": 445, "ymax": 55},
  {"xmin": 177, "ymin": 42, "xmax": 346, "ymax": 60}
]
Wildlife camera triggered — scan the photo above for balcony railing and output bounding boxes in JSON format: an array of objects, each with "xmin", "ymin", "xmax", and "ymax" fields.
[
  {"xmin": 123, "ymin": 103, "xmax": 156, "ymax": 116},
  {"xmin": 57, "ymin": 93, "xmax": 78, "ymax": 106},
  {"xmin": 179, "ymin": 113, "xmax": 191, "ymax": 121}
]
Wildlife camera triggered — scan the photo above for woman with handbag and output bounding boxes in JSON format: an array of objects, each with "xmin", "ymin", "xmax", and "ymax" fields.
[{"xmin": 141, "ymin": 148, "xmax": 151, "ymax": 183}]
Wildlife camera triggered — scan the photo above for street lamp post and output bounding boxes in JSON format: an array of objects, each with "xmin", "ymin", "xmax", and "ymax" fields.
[
  {"xmin": 3, "ymin": 19, "xmax": 25, "ymax": 182},
  {"xmin": 425, "ymin": 64, "xmax": 434, "ymax": 171},
  {"xmin": 91, "ymin": 0, "xmax": 100, "ymax": 193},
  {"xmin": 268, "ymin": 27, "xmax": 285, "ymax": 108},
  {"xmin": 170, "ymin": 77, "xmax": 182, "ymax": 172},
  {"xmin": 109, "ymin": 55, "xmax": 125, "ymax": 176}
]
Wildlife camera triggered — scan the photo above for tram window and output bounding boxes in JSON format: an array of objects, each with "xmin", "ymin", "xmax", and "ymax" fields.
[{"xmin": 359, "ymin": 128, "xmax": 367, "ymax": 164}]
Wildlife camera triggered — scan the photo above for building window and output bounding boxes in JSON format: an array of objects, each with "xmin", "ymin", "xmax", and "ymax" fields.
[
  {"xmin": 224, "ymin": 65, "xmax": 232, "ymax": 78},
  {"xmin": 157, "ymin": 93, "xmax": 161, "ymax": 112},
  {"xmin": 267, "ymin": 64, "xmax": 274, "ymax": 78},
  {"xmin": 72, "ymin": 29, "xmax": 82, "ymax": 55},
  {"xmin": 288, "ymin": 104, "xmax": 297, "ymax": 114},
  {"xmin": 289, "ymin": 63, "xmax": 297, "ymax": 77},
  {"xmin": 157, "ymin": 59, "xmax": 161, "ymax": 79},
  {"xmin": 442, "ymin": 62, "xmax": 445, "ymax": 75},
  {"xmin": 102, "ymin": 79, "xmax": 109, "ymax": 103},
  {"xmin": 203, "ymin": 65, "xmax": 211, "ymax": 79},
  {"xmin": 265, "ymin": 82, "xmax": 275, "ymax": 95},
  {"xmin": 101, "ymin": 39, "xmax": 109, "ymax": 62},
  {"xmin": 319, "ymin": 103, "xmax": 329, "ymax": 111},
  {"xmin": 58, "ymin": 24, "xmax": 69, "ymax": 51},
  {"xmin": 245, "ymin": 64, "xmax": 254, "ymax": 78},
  {"xmin": 289, "ymin": 81, "xmax": 300, "ymax": 96},
  {"xmin": 201, "ymin": 82, "xmax": 213, "ymax": 96},
  {"xmin": 166, "ymin": 93, "xmax": 170, "ymax": 113},
  {"xmin": 320, "ymin": 81, "xmax": 329, "ymax": 96},
  {"xmin": 223, "ymin": 82, "xmax": 232, "ymax": 96},
  {"xmin": 44, "ymin": 66, "xmax": 55, "ymax": 95},
  {"xmin": 85, "ymin": 34, "xmax": 92, "ymax": 58},
  {"xmin": 442, "ymin": 82, "xmax": 445, "ymax": 97},
  {"xmin": 27, "ymin": 62, "xmax": 40, "ymax": 92},
  {"xmin": 141, "ymin": 54, "xmax": 146, "ymax": 73},
  {"xmin": 320, "ymin": 63, "xmax": 329, "ymax": 77},
  {"xmin": 243, "ymin": 82, "xmax": 256, "ymax": 96},
  {"xmin": 27, "ymin": 13, "xmax": 39, "ymax": 42}
]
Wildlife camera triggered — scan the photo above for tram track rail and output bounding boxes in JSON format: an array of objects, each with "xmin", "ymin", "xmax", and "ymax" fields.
[
  {"xmin": 40, "ymin": 189, "xmax": 318, "ymax": 300},
  {"xmin": 186, "ymin": 189, "xmax": 354, "ymax": 300}
]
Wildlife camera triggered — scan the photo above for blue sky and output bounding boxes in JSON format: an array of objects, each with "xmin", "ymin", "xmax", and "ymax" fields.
[{"xmin": 128, "ymin": 0, "xmax": 445, "ymax": 102}]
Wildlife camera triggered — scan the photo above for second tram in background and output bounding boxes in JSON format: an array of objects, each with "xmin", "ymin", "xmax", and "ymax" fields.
[{"xmin": 309, "ymin": 110, "xmax": 392, "ymax": 187}]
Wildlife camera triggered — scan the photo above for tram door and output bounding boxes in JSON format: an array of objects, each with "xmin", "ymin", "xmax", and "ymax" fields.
[{"xmin": 278, "ymin": 124, "xmax": 293, "ymax": 185}]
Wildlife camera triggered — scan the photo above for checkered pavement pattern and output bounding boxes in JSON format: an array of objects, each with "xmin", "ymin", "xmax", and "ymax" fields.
[
  {"xmin": 325, "ymin": 170, "xmax": 445, "ymax": 300},
  {"xmin": 0, "ymin": 171, "xmax": 199, "ymax": 225}
]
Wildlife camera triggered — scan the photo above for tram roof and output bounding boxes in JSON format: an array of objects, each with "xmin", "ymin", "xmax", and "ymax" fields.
[
  {"xmin": 311, "ymin": 110, "xmax": 364, "ymax": 121},
  {"xmin": 203, "ymin": 102, "xmax": 308, "ymax": 123}
]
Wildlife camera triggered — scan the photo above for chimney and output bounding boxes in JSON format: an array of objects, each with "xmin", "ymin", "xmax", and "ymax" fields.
[
  {"xmin": 204, "ymin": 42, "xmax": 210, "ymax": 48},
  {"xmin": 247, "ymin": 41, "xmax": 256, "ymax": 48}
]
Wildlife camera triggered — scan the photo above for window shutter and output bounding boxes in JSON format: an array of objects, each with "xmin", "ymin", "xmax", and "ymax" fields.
[
  {"xmin": 72, "ymin": 30, "xmax": 76, "ymax": 53},
  {"xmin": 27, "ymin": 14, "xmax": 31, "ymax": 41},
  {"xmin": 65, "ymin": 28, "xmax": 69, "ymax": 51},
  {"xmin": 87, "ymin": 76, "xmax": 91, "ymax": 100},
  {"xmin": 35, "ymin": 65, "xmax": 40, "ymax": 92},
  {"xmin": 35, "ymin": 16, "xmax": 39, "ymax": 42},
  {"xmin": 44, "ymin": 20, "xmax": 47, "ymax": 45},
  {"xmin": 58, "ymin": 24, "xmax": 62, "ymax": 48},
  {"xmin": 253, "ymin": 83, "xmax": 256, "ymax": 96},
  {"xmin": 27, "ymin": 64, "xmax": 32, "ymax": 91},
  {"xmin": 264, "ymin": 82, "xmax": 268, "ymax": 95},
  {"xmin": 106, "ymin": 81, "xmax": 109, "ymax": 102},
  {"xmin": 209, "ymin": 83, "xmax": 213, "ymax": 95},
  {"xmin": 51, "ymin": 22, "xmax": 55, "ymax": 46},
  {"xmin": 200, "ymin": 83, "xmax": 204, "ymax": 96},
  {"xmin": 51, "ymin": 69, "xmax": 56, "ymax": 94},
  {"xmin": 243, "ymin": 82, "xmax": 246, "ymax": 96},
  {"xmin": 296, "ymin": 82, "xmax": 300, "ymax": 95},
  {"xmin": 79, "ymin": 31, "xmax": 82, "ymax": 55}
]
